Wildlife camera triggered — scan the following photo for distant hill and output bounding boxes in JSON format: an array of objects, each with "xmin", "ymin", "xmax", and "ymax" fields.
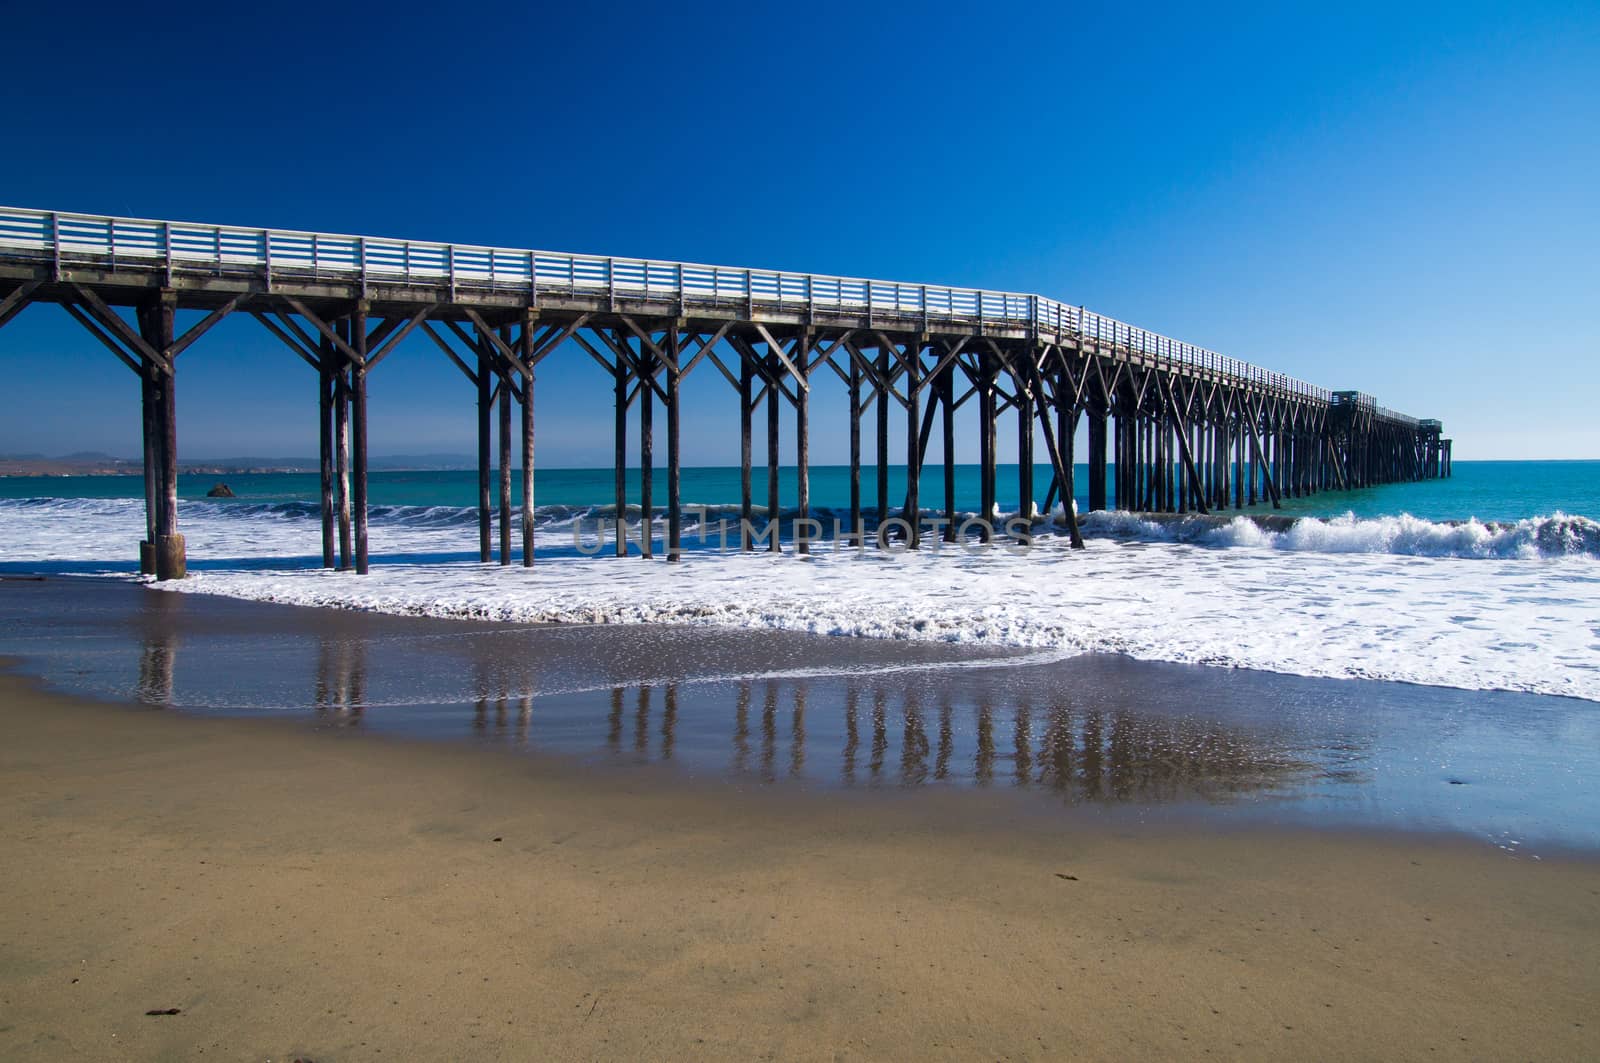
[
  {"xmin": 0, "ymin": 454, "xmax": 141, "ymax": 477},
  {"xmin": 0, "ymin": 452, "xmax": 474, "ymax": 477},
  {"xmin": 183, "ymin": 454, "xmax": 473, "ymax": 471}
]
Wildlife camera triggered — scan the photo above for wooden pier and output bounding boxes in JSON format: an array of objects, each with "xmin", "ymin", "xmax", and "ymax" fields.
[{"xmin": 0, "ymin": 206, "xmax": 1451, "ymax": 578}]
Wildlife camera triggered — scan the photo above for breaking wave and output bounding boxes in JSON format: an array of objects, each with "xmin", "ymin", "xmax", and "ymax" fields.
[{"xmin": 1079, "ymin": 510, "xmax": 1600, "ymax": 560}]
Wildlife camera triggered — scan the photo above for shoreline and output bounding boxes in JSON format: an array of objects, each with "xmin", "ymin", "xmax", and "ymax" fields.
[{"xmin": 4, "ymin": 574, "xmax": 1599, "ymax": 853}]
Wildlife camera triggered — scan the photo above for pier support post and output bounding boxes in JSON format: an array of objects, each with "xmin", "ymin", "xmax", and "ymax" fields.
[
  {"xmin": 667, "ymin": 325, "xmax": 683, "ymax": 562},
  {"xmin": 941, "ymin": 358, "xmax": 956, "ymax": 541},
  {"xmin": 317, "ymin": 344, "xmax": 335, "ymax": 569},
  {"xmin": 795, "ymin": 330, "xmax": 811, "ymax": 555},
  {"xmin": 903, "ymin": 338, "xmax": 921, "ymax": 547},
  {"xmin": 1087, "ymin": 407, "xmax": 1107, "ymax": 512},
  {"xmin": 334, "ymin": 345, "xmax": 352, "ymax": 569},
  {"xmin": 137, "ymin": 315, "xmax": 159, "ymax": 574},
  {"xmin": 639, "ymin": 333, "xmax": 654, "ymax": 559},
  {"xmin": 351, "ymin": 304, "xmax": 369, "ymax": 575},
  {"xmin": 848, "ymin": 342, "xmax": 862, "ymax": 542},
  {"xmin": 498, "ymin": 325, "xmax": 513, "ymax": 566},
  {"xmin": 152, "ymin": 292, "xmax": 183, "ymax": 580},
  {"xmin": 1053, "ymin": 371, "xmax": 1077, "ymax": 521},
  {"xmin": 614, "ymin": 338, "xmax": 628, "ymax": 557},
  {"xmin": 1164, "ymin": 417, "xmax": 1176, "ymax": 512},
  {"xmin": 740, "ymin": 349, "xmax": 753, "ymax": 551},
  {"xmin": 133, "ymin": 292, "xmax": 183, "ymax": 579},
  {"xmin": 1179, "ymin": 418, "xmax": 1191, "ymax": 513},
  {"xmin": 1139, "ymin": 412, "xmax": 1150, "ymax": 512},
  {"xmin": 1273, "ymin": 411, "xmax": 1285, "ymax": 500},
  {"xmin": 876, "ymin": 343, "xmax": 890, "ymax": 535},
  {"xmin": 1115, "ymin": 406, "xmax": 1130, "ymax": 511},
  {"xmin": 1159, "ymin": 414, "xmax": 1171, "ymax": 512},
  {"xmin": 1247, "ymin": 405, "xmax": 1257, "ymax": 506},
  {"xmin": 1113, "ymin": 410, "xmax": 1124, "ymax": 511},
  {"xmin": 1017, "ymin": 363, "xmax": 1034, "ymax": 521},
  {"xmin": 766, "ymin": 346, "xmax": 780, "ymax": 553},
  {"xmin": 979, "ymin": 350, "xmax": 997, "ymax": 536},
  {"xmin": 477, "ymin": 329, "xmax": 493, "ymax": 562},
  {"xmin": 1234, "ymin": 413, "xmax": 1244, "ymax": 509},
  {"xmin": 1132, "ymin": 408, "xmax": 1142, "ymax": 510},
  {"xmin": 1209, "ymin": 408, "xmax": 1222, "ymax": 509},
  {"xmin": 521, "ymin": 317, "xmax": 535, "ymax": 566},
  {"xmin": 1140, "ymin": 413, "xmax": 1152, "ymax": 511}
]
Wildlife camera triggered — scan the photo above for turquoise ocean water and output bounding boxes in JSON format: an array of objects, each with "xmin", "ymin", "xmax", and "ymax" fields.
[{"xmin": 1, "ymin": 460, "xmax": 1594, "ymax": 525}]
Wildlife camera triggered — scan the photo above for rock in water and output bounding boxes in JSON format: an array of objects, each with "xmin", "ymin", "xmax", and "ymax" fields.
[{"xmin": 206, "ymin": 483, "xmax": 235, "ymax": 498}]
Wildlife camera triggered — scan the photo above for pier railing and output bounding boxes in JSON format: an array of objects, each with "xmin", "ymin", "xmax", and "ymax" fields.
[{"xmin": 0, "ymin": 206, "xmax": 1331, "ymax": 400}]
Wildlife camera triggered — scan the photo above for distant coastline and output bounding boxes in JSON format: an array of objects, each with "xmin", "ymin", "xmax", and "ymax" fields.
[{"xmin": 0, "ymin": 454, "xmax": 473, "ymax": 478}]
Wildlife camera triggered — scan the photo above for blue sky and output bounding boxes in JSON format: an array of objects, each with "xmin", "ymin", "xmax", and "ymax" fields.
[{"xmin": 1, "ymin": 0, "xmax": 1595, "ymax": 463}]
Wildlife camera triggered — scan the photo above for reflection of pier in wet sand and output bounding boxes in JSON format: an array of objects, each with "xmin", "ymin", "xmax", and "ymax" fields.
[
  {"xmin": 283, "ymin": 629, "xmax": 1313, "ymax": 801},
  {"xmin": 0, "ymin": 569, "xmax": 1311, "ymax": 808}
]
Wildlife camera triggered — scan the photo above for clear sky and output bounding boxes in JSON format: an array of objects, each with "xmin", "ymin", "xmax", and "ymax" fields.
[{"xmin": 1, "ymin": 0, "xmax": 1595, "ymax": 464}]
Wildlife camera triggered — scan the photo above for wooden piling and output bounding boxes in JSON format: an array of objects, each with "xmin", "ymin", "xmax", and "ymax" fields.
[
  {"xmin": 1087, "ymin": 407, "xmax": 1107, "ymax": 512},
  {"xmin": 334, "ymin": 359, "xmax": 352, "ymax": 570},
  {"xmin": 766, "ymin": 347, "xmax": 780, "ymax": 553},
  {"xmin": 876, "ymin": 344, "xmax": 890, "ymax": 533},
  {"xmin": 136, "ymin": 301, "xmax": 159, "ymax": 573},
  {"xmin": 476, "ymin": 329, "xmax": 493, "ymax": 562},
  {"xmin": 1246, "ymin": 404, "xmax": 1257, "ymax": 506},
  {"xmin": 1164, "ymin": 418, "xmax": 1175, "ymax": 512},
  {"xmin": 498, "ymin": 327, "xmax": 513, "ymax": 566},
  {"xmin": 848, "ymin": 344, "xmax": 862, "ymax": 542},
  {"xmin": 795, "ymin": 331, "xmax": 810, "ymax": 555},
  {"xmin": 639, "ymin": 334, "xmax": 654, "ymax": 560},
  {"xmin": 739, "ymin": 349, "xmax": 753, "ymax": 551},
  {"xmin": 666, "ymin": 326, "xmax": 682, "ymax": 562},
  {"xmin": 1233, "ymin": 414, "xmax": 1244, "ymax": 509},
  {"xmin": 979, "ymin": 350, "xmax": 997, "ymax": 535},
  {"xmin": 1139, "ymin": 413, "xmax": 1151, "ymax": 512},
  {"xmin": 1017, "ymin": 369, "xmax": 1034, "ymax": 521},
  {"xmin": 521, "ymin": 321, "xmax": 535, "ymax": 566},
  {"xmin": 614, "ymin": 342, "xmax": 627, "ymax": 557},
  {"xmin": 351, "ymin": 305, "xmax": 369, "ymax": 575},
  {"xmin": 903, "ymin": 339, "xmax": 921, "ymax": 546},
  {"xmin": 317, "ymin": 343, "xmax": 334, "ymax": 569},
  {"xmin": 941, "ymin": 360, "xmax": 956, "ymax": 541},
  {"xmin": 1055, "ymin": 373, "xmax": 1076, "ymax": 521},
  {"xmin": 154, "ymin": 294, "xmax": 183, "ymax": 580},
  {"xmin": 1115, "ymin": 408, "xmax": 1129, "ymax": 511}
]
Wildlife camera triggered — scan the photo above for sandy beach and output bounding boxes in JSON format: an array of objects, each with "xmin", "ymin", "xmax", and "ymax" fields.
[{"xmin": 3, "ymin": 660, "xmax": 1598, "ymax": 1062}]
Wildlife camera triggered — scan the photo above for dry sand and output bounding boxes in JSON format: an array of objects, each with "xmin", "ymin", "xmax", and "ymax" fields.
[{"xmin": 1, "ymin": 668, "xmax": 1596, "ymax": 1061}]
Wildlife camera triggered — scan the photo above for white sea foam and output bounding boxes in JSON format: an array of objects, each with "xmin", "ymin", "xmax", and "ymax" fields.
[
  {"xmin": 3, "ymin": 496, "xmax": 1598, "ymax": 701},
  {"xmin": 1079, "ymin": 510, "xmax": 1600, "ymax": 559}
]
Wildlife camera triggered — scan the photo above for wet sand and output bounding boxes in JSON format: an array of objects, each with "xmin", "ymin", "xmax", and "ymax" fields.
[
  {"xmin": 5, "ymin": 576, "xmax": 1599, "ymax": 851},
  {"xmin": 2, "ymin": 663, "xmax": 1598, "ymax": 1061}
]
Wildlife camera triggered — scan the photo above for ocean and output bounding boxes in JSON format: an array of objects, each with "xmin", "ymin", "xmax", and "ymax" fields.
[{"xmin": 1, "ymin": 460, "xmax": 1597, "ymax": 702}]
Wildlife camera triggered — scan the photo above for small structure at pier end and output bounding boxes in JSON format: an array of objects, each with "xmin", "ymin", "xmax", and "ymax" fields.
[{"xmin": 0, "ymin": 206, "xmax": 1450, "ymax": 578}]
